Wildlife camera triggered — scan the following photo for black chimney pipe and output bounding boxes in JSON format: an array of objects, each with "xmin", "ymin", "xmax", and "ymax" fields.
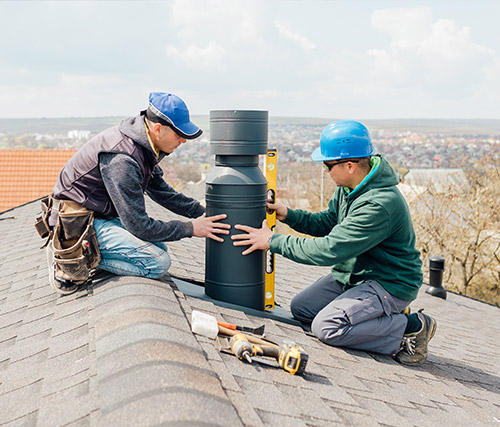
[
  {"xmin": 204, "ymin": 110, "xmax": 268, "ymax": 310},
  {"xmin": 425, "ymin": 256, "xmax": 447, "ymax": 299}
]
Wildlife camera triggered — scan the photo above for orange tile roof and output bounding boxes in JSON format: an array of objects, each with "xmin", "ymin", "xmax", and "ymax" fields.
[{"xmin": 0, "ymin": 149, "xmax": 77, "ymax": 212}]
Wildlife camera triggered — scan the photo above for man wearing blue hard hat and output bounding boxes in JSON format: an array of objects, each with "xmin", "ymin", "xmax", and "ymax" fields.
[
  {"xmin": 232, "ymin": 120, "xmax": 436, "ymax": 366},
  {"xmin": 44, "ymin": 92, "xmax": 230, "ymax": 295}
]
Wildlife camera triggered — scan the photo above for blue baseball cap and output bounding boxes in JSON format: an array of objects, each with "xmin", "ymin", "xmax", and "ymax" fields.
[{"xmin": 145, "ymin": 92, "xmax": 202, "ymax": 139}]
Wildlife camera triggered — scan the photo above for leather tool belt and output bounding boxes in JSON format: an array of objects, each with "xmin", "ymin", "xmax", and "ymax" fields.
[{"xmin": 35, "ymin": 196, "xmax": 101, "ymax": 282}]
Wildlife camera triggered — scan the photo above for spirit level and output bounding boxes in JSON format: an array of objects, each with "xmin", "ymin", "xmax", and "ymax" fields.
[{"xmin": 265, "ymin": 149, "xmax": 277, "ymax": 310}]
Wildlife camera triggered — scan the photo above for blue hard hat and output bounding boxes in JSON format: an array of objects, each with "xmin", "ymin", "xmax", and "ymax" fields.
[{"xmin": 311, "ymin": 120, "xmax": 374, "ymax": 162}]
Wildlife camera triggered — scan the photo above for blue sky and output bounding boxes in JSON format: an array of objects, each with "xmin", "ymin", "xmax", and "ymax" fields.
[{"xmin": 1, "ymin": 0, "xmax": 499, "ymax": 119}]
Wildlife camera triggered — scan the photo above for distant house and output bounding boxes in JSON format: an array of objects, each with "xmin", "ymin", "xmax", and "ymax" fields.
[
  {"xmin": 403, "ymin": 168, "xmax": 468, "ymax": 192},
  {"xmin": 397, "ymin": 182, "xmax": 427, "ymax": 204},
  {"xmin": 0, "ymin": 149, "xmax": 76, "ymax": 212},
  {"xmin": 67, "ymin": 130, "xmax": 91, "ymax": 140}
]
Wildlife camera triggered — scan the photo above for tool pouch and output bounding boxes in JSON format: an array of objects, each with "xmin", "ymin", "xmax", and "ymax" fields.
[
  {"xmin": 51, "ymin": 200, "xmax": 101, "ymax": 283},
  {"xmin": 34, "ymin": 196, "xmax": 53, "ymax": 244}
]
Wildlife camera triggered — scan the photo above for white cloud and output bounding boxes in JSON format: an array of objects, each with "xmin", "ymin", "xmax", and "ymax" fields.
[
  {"xmin": 166, "ymin": 41, "xmax": 227, "ymax": 70},
  {"xmin": 368, "ymin": 6, "xmax": 495, "ymax": 96},
  {"xmin": 2, "ymin": 1, "xmax": 499, "ymax": 119},
  {"xmin": 164, "ymin": 0, "xmax": 274, "ymax": 74},
  {"xmin": 0, "ymin": 73, "xmax": 146, "ymax": 117},
  {"xmin": 474, "ymin": 56, "xmax": 500, "ymax": 108},
  {"xmin": 169, "ymin": 0, "xmax": 267, "ymax": 44},
  {"xmin": 371, "ymin": 6, "xmax": 432, "ymax": 46},
  {"xmin": 274, "ymin": 20, "xmax": 316, "ymax": 51}
]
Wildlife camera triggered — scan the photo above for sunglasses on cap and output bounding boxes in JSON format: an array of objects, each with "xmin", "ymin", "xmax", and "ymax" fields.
[{"xmin": 323, "ymin": 159, "xmax": 359, "ymax": 172}]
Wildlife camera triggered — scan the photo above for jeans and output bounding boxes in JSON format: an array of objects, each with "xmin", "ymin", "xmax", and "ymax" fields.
[
  {"xmin": 93, "ymin": 217, "xmax": 171, "ymax": 279},
  {"xmin": 291, "ymin": 274, "xmax": 410, "ymax": 355}
]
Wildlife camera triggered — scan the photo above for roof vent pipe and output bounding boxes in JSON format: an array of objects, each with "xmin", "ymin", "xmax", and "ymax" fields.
[
  {"xmin": 205, "ymin": 110, "xmax": 268, "ymax": 310},
  {"xmin": 425, "ymin": 256, "xmax": 447, "ymax": 299}
]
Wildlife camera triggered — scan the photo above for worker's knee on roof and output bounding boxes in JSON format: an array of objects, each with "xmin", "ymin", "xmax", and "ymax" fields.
[
  {"xmin": 290, "ymin": 294, "xmax": 312, "ymax": 323},
  {"xmin": 290, "ymin": 295, "xmax": 300, "ymax": 317},
  {"xmin": 311, "ymin": 315, "xmax": 327, "ymax": 341},
  {"xmin": 146, "ymin": 252, "xmax": 172, "ymax": 279},
  {"xmin": 311, "ymin": 311, "xmax": 346, "ymax": 344}
]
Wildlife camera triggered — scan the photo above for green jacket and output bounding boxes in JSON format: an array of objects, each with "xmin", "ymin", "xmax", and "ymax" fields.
[{"xmin": 270, "ymin": 155, "xmax": 423, "ymax": 301}]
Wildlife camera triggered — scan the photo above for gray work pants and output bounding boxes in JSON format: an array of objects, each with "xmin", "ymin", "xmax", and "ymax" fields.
[{"xmin": 290, "ymin": 274, "xmax": 410, "ymax": 355}]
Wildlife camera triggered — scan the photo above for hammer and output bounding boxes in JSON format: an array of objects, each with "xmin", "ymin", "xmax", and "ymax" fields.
[{"xmin": 191, "ymin": 310, "xmax": 274, "ymax": 348}]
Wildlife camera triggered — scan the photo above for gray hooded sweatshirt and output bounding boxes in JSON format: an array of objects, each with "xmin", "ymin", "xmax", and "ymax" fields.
[{"xmin": 53, "ymin": 113, "xmax": 204, "ymax": 242}]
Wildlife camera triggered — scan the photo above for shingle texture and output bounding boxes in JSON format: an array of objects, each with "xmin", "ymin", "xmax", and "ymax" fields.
[
  {"xmin": 0, "ymin": 198, "xmax": 499, "ymax": 426},
  {"xmin": 0, "ymin": 149, "xmax": 76, "ymax": 212}
]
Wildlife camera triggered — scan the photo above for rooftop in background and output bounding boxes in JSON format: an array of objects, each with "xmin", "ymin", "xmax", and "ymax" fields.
[
  {"xmin": 0, "ymin": 149, "xmax": 76, "ymax": 212},
  {"xmin": 404, "ymin": 168, "xmax": 469, "ymax": 192}
]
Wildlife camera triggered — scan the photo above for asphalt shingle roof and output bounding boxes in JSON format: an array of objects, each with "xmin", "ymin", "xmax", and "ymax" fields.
[{"xmin": 1, "ymin": 198, "xmax": 499, "ymax": 426}]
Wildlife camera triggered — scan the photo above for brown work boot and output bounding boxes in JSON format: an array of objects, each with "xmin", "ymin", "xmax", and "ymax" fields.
[
  {"xmin": 46, "ymin": 241, "xmax": 80, "ymax": 295},
  {"xmin": 395, "ymin": 309, "xmax": 437, "ymax": 366}
]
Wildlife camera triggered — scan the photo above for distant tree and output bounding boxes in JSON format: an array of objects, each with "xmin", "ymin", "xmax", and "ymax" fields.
[
  {"xmin": 175, "ymin": 162, "xmax": 202, "ymax": 183},
  {"xmin": 159, "ymin": 158, "xmax": 202, "ymax": 191},
  {"xmin": 277, "ymin": 162, "xmax": 336, "ymax": 212},
  {"xmin": 408, "ymin": 156, "xmax": 500, "ymax": 306}
]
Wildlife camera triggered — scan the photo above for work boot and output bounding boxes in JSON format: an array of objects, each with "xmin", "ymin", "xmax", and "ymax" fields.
[
  {"xmin": 46, "ymin": 242, "xmax": 80, "ymax": 295},
  {"xmin": 395, "ymin": 309, "xmax": 437, "ymax": 366}
]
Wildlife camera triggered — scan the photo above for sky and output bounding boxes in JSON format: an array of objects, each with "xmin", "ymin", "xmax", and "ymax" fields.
[{"xmin": 1, "ymin": 0, "xmax": 499, "ymax": 119}]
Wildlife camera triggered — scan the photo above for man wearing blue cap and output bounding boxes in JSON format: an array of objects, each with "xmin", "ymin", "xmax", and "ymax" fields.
[
  {"xmin": 232, "ymin": 120, "xmax": 437, "ymax": 366},
  {"xmin": 47, "ymin": 92, "xmax": 230, "ymax": 295}
]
